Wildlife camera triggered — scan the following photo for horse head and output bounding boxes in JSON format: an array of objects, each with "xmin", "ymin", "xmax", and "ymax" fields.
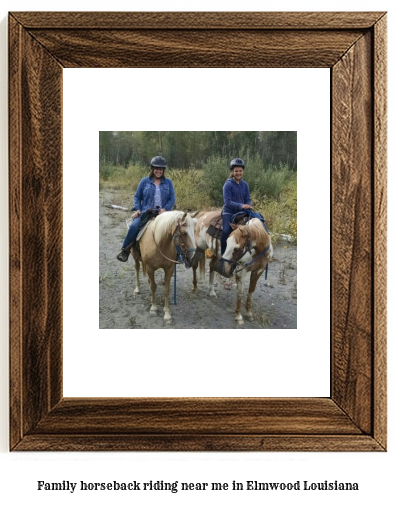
[
  {"xmin": 172, "ymin": 211, "xmax": 197, "ymax": 268},
  {"xmin": 223, "ymin": 223, "xmax": 253, "ymax": 266}
]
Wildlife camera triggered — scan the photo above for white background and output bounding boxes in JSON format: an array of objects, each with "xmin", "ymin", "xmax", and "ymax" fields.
[
  {"xmin": 0, "ymin": 1, "xmax": 395, "ymax": 507},
  {"xmin": 63, "ymin": 67, "xmax": 330, "ymax": 397}
]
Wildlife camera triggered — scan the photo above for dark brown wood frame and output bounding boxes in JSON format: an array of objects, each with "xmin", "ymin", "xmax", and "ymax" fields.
[{"xmin": 9, "ymin": 11, "xmax": 387, "ymax": 451}]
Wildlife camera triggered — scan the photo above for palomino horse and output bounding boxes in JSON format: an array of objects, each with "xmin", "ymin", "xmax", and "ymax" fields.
[
  {"xmin": 222, "ymin": 219, "xmax": 273, "ymax": 324},
  {"xmin": 131, "ymin": 211, "xmax": 197, "ymax": 323}
]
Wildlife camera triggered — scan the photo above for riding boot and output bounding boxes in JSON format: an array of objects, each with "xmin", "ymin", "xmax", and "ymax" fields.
[{"xmin": 117, "ymin": 247, "xmax": 131, "ymax": 262}]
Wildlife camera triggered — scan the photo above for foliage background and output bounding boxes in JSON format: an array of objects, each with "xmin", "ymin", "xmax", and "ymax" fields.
[{"xmin": 99, "ymin": 131, "xmax": 297, "ymax": 236}]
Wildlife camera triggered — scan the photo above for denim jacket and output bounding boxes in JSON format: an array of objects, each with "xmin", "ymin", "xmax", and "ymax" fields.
[
  {"xmin": 222, "ymin": 178, "xmax": 251, "ymax": 214},
  {"xmin": 132, "ymin": 177, "xmax": 176, "ymax": 213}
]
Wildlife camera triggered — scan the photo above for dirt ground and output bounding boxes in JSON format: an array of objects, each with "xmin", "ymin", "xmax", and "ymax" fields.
[{"xmin": 99, "ymin": 190, "xmax": 297, "ymax": 329}]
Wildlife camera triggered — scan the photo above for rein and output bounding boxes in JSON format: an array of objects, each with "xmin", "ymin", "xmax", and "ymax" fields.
[
  {"xmin": 222, "ymin": 225, "xmax": 253, "ymax": 266},
  {"xmin": 151, "ymin": 228, "xmax": 183, "ymax": 264},
  {"xmin": 222, "ymin": 224, "xmax": 271, "ymax": 277},
  {"xmin": 233, "ymin": 244, "xmax": 271, "ymax": 274}
]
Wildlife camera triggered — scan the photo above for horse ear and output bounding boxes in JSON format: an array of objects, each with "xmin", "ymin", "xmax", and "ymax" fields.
[
  {"xmin": 189, "ymin": 210, "xmax": 199, "ymax": 218},
  {"xmin": 230, "ymin": 223, "xmax": 238, "ymax": 230},
  {"xmin": 181, "ymin": 211, "xmax": 188, "ymax": 222}
]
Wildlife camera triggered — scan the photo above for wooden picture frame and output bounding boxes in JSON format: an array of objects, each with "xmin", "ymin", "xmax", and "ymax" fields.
[{"xmin": 9, "ymin": 11, "xmax": 387, "ymax": 451}]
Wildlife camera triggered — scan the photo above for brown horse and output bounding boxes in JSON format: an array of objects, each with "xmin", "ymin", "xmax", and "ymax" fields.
[
  {"xmin": 132, "ymin": 210, "xmax": 197, "ymax": 323},
  {"xmin": 222, "ymin": 219, "xmax": 273, "ymax": 324}
]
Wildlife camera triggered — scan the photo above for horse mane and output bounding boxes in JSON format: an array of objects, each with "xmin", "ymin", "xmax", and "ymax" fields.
[
  {"xmin": 232, "ymin": 219, "xmax": 269, "ymax": 251},
  {"xmin": 152, "ymin": 210, "xmax": 192, "ymax": 241}
]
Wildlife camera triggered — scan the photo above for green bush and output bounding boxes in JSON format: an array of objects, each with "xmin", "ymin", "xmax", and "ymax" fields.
[
  {"xmin": 248, "ymin": 160, "xmax": 291, "ymax": 200},
  {"xmin": 99, "ymin": 163, "xmax": 114, "ymax": 181},
  {"xmin": 201, "ymin": 155, "xmax": 293, "ymax": 205},
  {"xmin": 201, "ymin": 156, "xmax": 231, "ymax": 207}
]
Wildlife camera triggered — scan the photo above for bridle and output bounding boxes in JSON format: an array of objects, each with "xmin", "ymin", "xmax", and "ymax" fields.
[
  {"xmin": 151, "ymin": 216, "xmax": 196, "ymax": 268},
  {"xmin": 222, "ymin": 224, "xmax": 270, "ymax": 275},
  {"xmin": 172, "ymin": 219, "xmax": 196, "ymax": 268},
  {"xmin": 221, "ymin": 225, "xmax": 253, "ymax": 274}
]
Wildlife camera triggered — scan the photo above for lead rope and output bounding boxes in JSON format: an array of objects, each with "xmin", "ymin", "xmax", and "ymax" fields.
[{"xmin": 174, "ymin": 245, "xmax": 183, "ymax": 305}]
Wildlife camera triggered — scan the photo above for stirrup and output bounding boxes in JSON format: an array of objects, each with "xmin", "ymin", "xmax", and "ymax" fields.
[{"xmin": 117, "ymin": 249, "xmax": 130, "ymax": 262}]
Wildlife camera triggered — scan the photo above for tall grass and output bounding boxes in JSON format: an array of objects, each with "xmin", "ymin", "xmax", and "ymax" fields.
[
  {"xmin": 99, "ymin": 163, "xmax": 147, "ymax": 190},
  {"xmin": 167, "ymin": 168, "xmax": 212, "ymax": 210}
]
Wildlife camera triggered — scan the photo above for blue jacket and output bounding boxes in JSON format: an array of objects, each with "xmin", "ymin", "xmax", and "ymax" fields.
[
  {"xmin": 132, "ymin": 177, "xmax": 176, "ymax": 213},
  {"xmin": 223, "ymin": 178, "xmax": 251, "ymax": 214}
]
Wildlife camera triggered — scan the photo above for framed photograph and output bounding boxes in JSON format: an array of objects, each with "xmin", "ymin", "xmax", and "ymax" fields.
[
  {"xmin": 97, "ymin": 129, "xmax": 299, "ymax": 331},
  {"xmin": 9, "ymin": 11, "xmax": 387, "ymax": 451}
]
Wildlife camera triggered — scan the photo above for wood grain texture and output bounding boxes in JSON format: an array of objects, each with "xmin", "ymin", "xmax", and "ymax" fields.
[
  {"xmin": 14, "ymin": 435, "xmax": 382, "ymax": 452},
  {"xmin": 9, "ymin": 15, "xmax": 23, "ymax": 450},
  {"xmin": 27, "ymin": 29, "xmax": 364, "ymax": 68},
  {"xmin": 32, "ymin": 398, "xmax": 362, "ymax": 435},
  {"xmin": 9, "ymin": 17, "xmax": 64, "ymax": 447},
  {"xmin": 11, "ymin": 11, "xmax": 386, "ymax": 29},
  {"xmin": 373, "ymin": 15, "xmax": 387, "ymax": 449},
  {"xmin": 8, "ymin": 11, "xmax": 387, "ymax": 452},
  {"xmin": 332, "ymin": 32, "xmax": 373, "ymax": 434}
]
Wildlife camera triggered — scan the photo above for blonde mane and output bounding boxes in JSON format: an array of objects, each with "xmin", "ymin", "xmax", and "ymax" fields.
[
  {"xmin": 232, "ymin": 218, "xmax": 269, "ymax": 251},
  {"xmin": 152, "ymin": 210, "xmax": 193, "ymax": 241}
]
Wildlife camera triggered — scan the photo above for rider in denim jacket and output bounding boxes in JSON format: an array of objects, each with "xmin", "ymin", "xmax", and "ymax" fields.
[{"xmin": 117, "ymin": 156, "xmax": 176, "ymax": 262}]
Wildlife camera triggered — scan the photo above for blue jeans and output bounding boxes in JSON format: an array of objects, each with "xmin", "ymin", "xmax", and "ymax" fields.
[
  {"xmin": 221, "ymin": 212, "xmax": 233, "ymax": 255},
  {"xmin": 122, "ymin": 216, "xmax": 142, "ymax": 249}
]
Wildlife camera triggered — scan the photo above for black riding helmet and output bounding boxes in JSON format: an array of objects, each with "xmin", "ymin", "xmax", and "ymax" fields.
[
  {"xmin": 151, "ymin": 156, "xmax": 167, "ymax": 168},
  {"xmin": 230, "ymin": 158, "xmax": 245, "ymax": 170}
]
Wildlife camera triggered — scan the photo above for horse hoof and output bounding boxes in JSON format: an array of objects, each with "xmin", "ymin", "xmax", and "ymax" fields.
[
  {"xmin": 134, "ymin": 288, "xmax": 140, "ymax": 295},
  {"xmin": 164, "ymin": 317, "xmax": 172, "ymax": 324},
  {"xmin": 150, "ymin": 307, "xmax": 158, "ymax": 315},
  {"xmin": 237, "ymin": 320, "xmax": 244, "ymax": 325},
  {"xmin": 209, "ymin": 291, "xmax": 217, "ymax": 298},
  {"xmin": 246, "ymin": 315, "xmax": 254, "ymax": 322}
]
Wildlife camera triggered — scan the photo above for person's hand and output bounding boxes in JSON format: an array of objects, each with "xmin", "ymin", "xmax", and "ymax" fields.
[
  {"xmin": 159, "ymin": 208, "xmax": 166, "ymax": 214},
  {"xmin": 132, "ymin": 210, "xmax": 141, "ymax": 219},
  {"xmin": 242, "ymin": 204, "xmax": 252, "ymax": 210}
]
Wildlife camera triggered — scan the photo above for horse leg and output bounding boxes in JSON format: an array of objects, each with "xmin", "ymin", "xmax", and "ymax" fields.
[
  {"xmin": 134, "ymin": 258, "xmax": 141, "ymax": 294},
  {"xmin": 162, "ymin": 266, "xmax": 174, "ymax": 323},
  {"xmin": 199, "ymin": 253, "xmax": 206, "ymax": 279},
  {"xmin": 245, "ymin": 270, "xmax": 262, "ymax": 321},
  {"xmin": 192, "ymin": 265, "xmax": 198, "ymax": 293},
  {"xmin": 235, "ymin": 271, "xmax": 247, "ymax": 324},
  {"xmin": 147, "ymin": 267, "xmax": 158, "ymax": 314},
  {"xmin": 209, "ymin": 255, "xmax": 217, "ymax": 297}
]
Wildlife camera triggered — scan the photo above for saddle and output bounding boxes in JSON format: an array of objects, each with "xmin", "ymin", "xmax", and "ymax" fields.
[
  {"xmin": 206, "ymin": 211, "xmax": 251, "ymax": 240},
  {"xmin": 126, "ymin": 208, "xmax": 160, "ymax": 242}
]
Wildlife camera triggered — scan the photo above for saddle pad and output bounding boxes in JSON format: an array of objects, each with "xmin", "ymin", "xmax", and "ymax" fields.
[
  {"xmin": 136, "ymin": 220, "xmax": 154, "ymax": 241},
  {"xmin": 207, "ymin": 213, "xmax": 222, "ymax": 239}
]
